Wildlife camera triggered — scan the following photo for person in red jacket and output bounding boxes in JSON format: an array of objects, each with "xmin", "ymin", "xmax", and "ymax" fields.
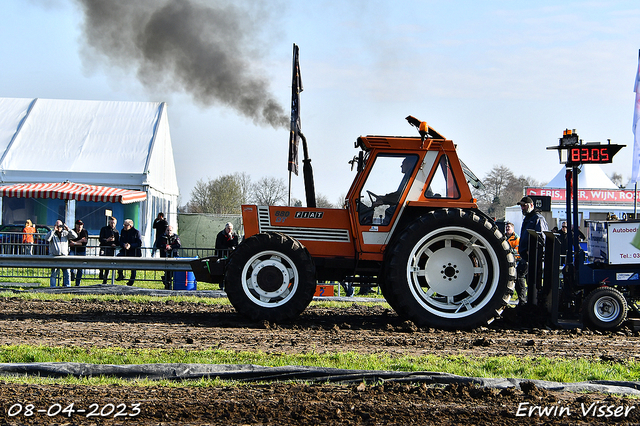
[{"xmin": 22, "ymin": 219, "xmax": 36, "ymax": 255}]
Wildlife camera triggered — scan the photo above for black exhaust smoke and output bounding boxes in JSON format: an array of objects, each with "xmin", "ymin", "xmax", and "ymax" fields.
[{"xmin": 74, "ymin": 0, "xmax": 288, "ymax": 129}]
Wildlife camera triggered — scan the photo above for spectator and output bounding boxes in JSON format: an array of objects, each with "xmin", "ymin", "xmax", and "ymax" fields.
[
  {"xmin": 504, "ymin": 221, "xmax": 520, "ymax": 260},
  {"xmin": 215, "ymin": 222, "xmax": 239, "ymax": 255},
  {"xmin": 69, "ymin": 219, "xmax": 88, "ymax": 286},
  {"xmin": 558, "ymin": 221, "xmax": 585, "ymax": 262},
  {"xmin": 22, "ymin": 219, "xmax": 36, "ymax": 255},
  {"xmin": 45, "ymin": 220, "xmax": 77, "ymax": 287},
  {"xmin": 341, "ymin": 280, "xmax": 355, "ymax": 297},
  {"xmin": 117, "ymin": 219, "xmax": 142, "ymax": 286},
  {"xmin": 158, "ymin": 225, "xmax": 181, "ymax": 290},
  {"xmin": 152, "ymin": 212, "xmax": 168, "ymax": 257},
  {"xmin": 358, "ymin": 276, "xmax": 376, "ymax": 296},
  {"xmin": 215, "ymin": 222, "xmax": 238, "ymax": 291},
  {"xmin": 558, "ymin": 221, "xmax": 569, "ymax": 259},
  {"xmin": 516, "ymin": 197, "xmax": 549, "ymax": 307},
  {"xmin": 98, "ymin": 216, "xmax": 120, "ymax": 284}
]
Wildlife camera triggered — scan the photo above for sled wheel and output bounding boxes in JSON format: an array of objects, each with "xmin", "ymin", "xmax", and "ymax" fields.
[
  {"xmin": 583, "ymin": 286, "xmax": 627, "ymax": 331},
  {"xmin": 383, "ymin": 208, "xmax": 516, "ymax": 329},
  {"xmin": 225, "ymin": 232, "xmax": 316, "ymax": 322}
]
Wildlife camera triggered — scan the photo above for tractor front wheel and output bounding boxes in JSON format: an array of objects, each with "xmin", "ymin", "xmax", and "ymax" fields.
[{"xmin": 224, "ymin": 232, "xmax": 316, "ymax": 323}]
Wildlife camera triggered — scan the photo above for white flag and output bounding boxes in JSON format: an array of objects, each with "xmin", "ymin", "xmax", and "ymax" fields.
[{"xmin": 631, "ymin": 50, "xmax": 640, "ymax": 182}]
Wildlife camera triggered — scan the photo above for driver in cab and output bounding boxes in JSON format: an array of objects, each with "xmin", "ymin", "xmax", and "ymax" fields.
[{"xmin": 361, "ymin": 156, "xmax": 418, "ymax": 225}]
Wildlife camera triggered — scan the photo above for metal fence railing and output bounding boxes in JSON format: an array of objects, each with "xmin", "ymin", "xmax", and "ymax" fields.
[{"xmin": 0, "ymin": 232, "xmax": 223, "ymax": 286}]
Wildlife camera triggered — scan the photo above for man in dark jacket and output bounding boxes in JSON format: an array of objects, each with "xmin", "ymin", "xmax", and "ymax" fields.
[
  {"xmin": 98, "ymin": 216, "xmax": 120, "ymax": 284},
  {"xmin": 158, "ymin": 225, "xmax": 181, "ymax": 289},
  {"xmin": 69, "ymin": 219, "xmax": 89, "ymax": 286},
  {"xmin": 158, "ymin": 226, "xmax": 181, "ymax": 258},
  {"xmin": 215, "ymin": 222, "xmax": 239, "ymax": 255},
  {"xmin": 516, "ymin": 197, "xmax": 549, "ymax": 306},
  {"xmin": 117, "ymin": 219, "xmax": 142, "ymax": 286},
  {"xmin": 215, "ymin": 222, "xmax": 238, "ymax": 291},
  {"xmin": 152, "ymin": 212, "xmax": 168, "ymax": 257}
]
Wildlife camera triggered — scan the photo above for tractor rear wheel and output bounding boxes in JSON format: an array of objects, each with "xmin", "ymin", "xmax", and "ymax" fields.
[
  {"xmin": 383, "ymin": 208, "xmax": 516, "ymax": 329},
  {"xmin": 583, "ymin": 286, "xmax": 627, "ymax": 331},
  {"xmin": 225, "ymin": 232, "xmax": 316, "ymax": 323}
]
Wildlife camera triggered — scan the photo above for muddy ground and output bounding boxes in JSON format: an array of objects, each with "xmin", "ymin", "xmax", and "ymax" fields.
[{"xmin": 1, "ymin": 296, "xmax": 640, "ymax": 425}]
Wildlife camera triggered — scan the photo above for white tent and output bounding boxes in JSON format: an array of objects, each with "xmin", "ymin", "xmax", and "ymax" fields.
[
  {"xmin": 0, "ymin": 97, "xmax": 179, "ymax": 249},
  {"xmin": 544, "ymin": 164, "xmax": 618, "ymax": 190}
]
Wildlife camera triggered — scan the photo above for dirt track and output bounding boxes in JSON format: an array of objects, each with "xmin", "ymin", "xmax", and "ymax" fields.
[{"xmin": 1, "ymin": 296, "xmax": 640, "ymax": 425}]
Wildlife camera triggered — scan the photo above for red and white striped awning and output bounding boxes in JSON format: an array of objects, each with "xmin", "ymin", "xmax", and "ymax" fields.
[{"xmin": 0, "ymin": 182, "xmax": 147, "ymax": 204}]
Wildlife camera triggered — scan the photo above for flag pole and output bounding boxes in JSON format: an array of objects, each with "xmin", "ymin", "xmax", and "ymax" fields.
[
  {"xmin": 287, "ymin": 43, "xmax": 301, "ymax": 205},
  {"xmin": 288, "ymin": 171, "xmax": 292, "ymax": 207}
]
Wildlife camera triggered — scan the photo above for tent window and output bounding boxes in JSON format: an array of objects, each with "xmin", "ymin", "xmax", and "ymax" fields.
[
  {"xmin": 2, "ymin": 197, "xmax": 63, "ymax": 226},
  {"xmin": 75, "ymin": 201, "xmax": 124, "ymax": 234}
]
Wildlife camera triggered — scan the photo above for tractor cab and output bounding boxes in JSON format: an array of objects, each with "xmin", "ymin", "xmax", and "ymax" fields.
[{"xmin": 344, "ymin": 123, "xmax": 479, "ymax": 260}]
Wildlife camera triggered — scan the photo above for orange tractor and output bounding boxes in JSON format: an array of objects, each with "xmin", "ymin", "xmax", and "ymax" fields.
[{"xmin": 192, "ymin": 117, "xmax": 516, "ymax": 329}]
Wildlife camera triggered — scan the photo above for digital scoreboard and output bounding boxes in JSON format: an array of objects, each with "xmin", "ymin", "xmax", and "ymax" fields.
[
  {"xmin": 565, "ymin": 145, "xmax": 622, "ymax": 165},
  {"xmin": 547, "ymin": 129, "xmax": 624, "ymax": 166}
]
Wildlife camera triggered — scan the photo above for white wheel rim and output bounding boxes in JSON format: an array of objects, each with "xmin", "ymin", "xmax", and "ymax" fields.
[
  {"xmin": 593, "ymin": 295, "xmax": 621, "ymax": 323},
  {"xmin": 406, "ymin": 225, "xmax": 500, "ymax": 319},
  {"xmin": 241, "ymin": 250, "xmax": 299, "ymax": 308}
]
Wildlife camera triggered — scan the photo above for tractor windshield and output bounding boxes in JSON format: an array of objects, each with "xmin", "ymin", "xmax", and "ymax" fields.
[
  {"xmin": 460, "ymin": 159, "xmax": 485, "ymax": 190},
  {"xmin": 358, "ymin": 154, "xmax": 418, "ymax": 225}
]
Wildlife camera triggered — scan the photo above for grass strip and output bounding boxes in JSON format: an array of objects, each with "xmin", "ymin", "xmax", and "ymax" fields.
[
  {"xmin": 0, "ymin": 345, "xmax": 639, "ymax": 384},
  {"xmin": 0, "ymin": 273, "xmax": 383, "ymax": 294},
  {"xmin": 0, "ymin": 374, "xmax": 235, "ymax": 387},
  {"xmin": 0, "ymin": 290, "xmax": 231, "ymax": 305},
  {"xmin": 0, "ymin": 291, "xmax": 387, "ymax": 309}
]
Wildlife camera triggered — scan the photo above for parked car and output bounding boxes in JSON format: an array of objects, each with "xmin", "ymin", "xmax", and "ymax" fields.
[{"xmin": 0, "ymin": 224, "xmax": 52, "ymax": 255}]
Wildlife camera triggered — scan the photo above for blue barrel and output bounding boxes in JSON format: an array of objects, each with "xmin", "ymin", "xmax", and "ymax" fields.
[{"xmin": 173, "ymin": 271, "xmax": 197, "ymax": 290}]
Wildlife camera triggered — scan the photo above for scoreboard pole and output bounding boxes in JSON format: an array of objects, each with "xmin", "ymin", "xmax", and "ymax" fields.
[
  {"xmin": 635, "ymin": 182, "xmax": 637, "ymax": 218},
  {"xmin": 565, "ymin": 167, "xmax": 573, "ymax": 280},
  {"xmin": 572, "ymin": 162, "xmax": 580, "ymax": 286},
  {"xmin": 547, "ymin": 129, "xmax": 626, "ymax": 290}
]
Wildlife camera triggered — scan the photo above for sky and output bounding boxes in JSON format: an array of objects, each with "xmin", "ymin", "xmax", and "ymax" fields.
[{"xmin": 2, "ymin": 0, "xmax": 640, "ymax": 206}]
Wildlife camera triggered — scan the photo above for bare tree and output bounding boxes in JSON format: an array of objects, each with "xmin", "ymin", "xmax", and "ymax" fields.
[
  {"xmin": 473, "ymin": 165, "xmax": 539, "ymax": 219},
  {"xmin": 315, "ymin": 193, "xmax": 334, "ymax": 208},
  {"xmin": 252, "ymin": 176, "xmax": 287, "ymax": 206},
  {"xmin": 233, "ymin": 172, "xmax": 253, "ymax": 204},
  {"xmin": 289, "ymin": 194, "xmax": 335, "ymax": 208},
  {"xmin": 188, "ymin": 174, "xmax": 244, "ymax": 214},
  {"xmin": 610, "ymin": 172, "xmax": 624, "ymax": 188},
  {"xmin": 474, "ymin": 165, "xmax": 514, "ymax": 217},
  {"xmin": 188, "ymin": 178, "xmax": 212, "ymax": 213}
]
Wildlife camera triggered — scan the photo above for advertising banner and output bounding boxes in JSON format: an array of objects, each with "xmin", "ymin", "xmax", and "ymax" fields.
[
  {"xmin": 606, "ymin": 222, "xmax": 640, "ymax": 265},
  {"xmin": 527, "ymin": 187, "xmax": 640, "ymax": 204}
]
